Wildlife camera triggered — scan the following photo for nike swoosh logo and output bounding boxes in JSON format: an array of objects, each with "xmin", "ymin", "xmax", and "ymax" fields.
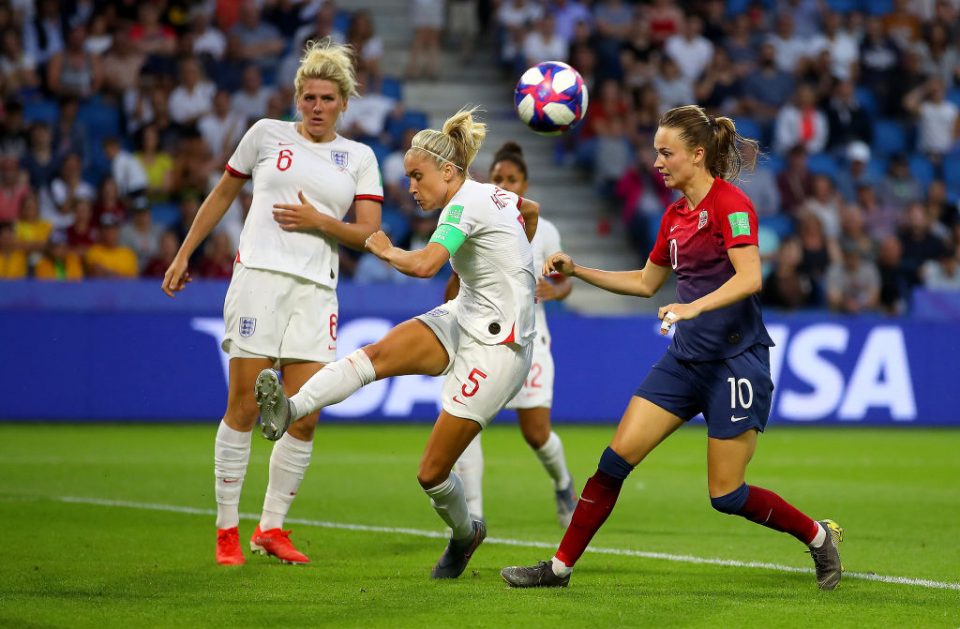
[
  {"xmin": 279, "ymin": 142, "xmax": 293, "ymax": 146},
  {"xmin": 452, "ymin": 396, "xmax": 465, "ymax": 405},
  {"xmin": 223, "ymin": 479, "xmax": 239, "ymax": 484},
  {"xmin": 670, "ymin": 225, "xmax": 678, "ymax": 232},
  {"xmin": 731, "ymin": 415, "xmax": 748, "ymax": 422}
]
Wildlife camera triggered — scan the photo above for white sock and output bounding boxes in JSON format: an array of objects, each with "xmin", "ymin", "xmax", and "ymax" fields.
[
  {"xmin": 214, "ymin": 420, "xmax": 252, "ymax": 529},
  {"xmin": 535, "ymin": 431, "xmax": 572, "ymax": 491},
  {"xmin": 808, "ymin": 522, "xmax": 827, "ymax": 548},
  {"xmin": 288, "ymin": 349, "xmax": 376, "ymax": 417},
  {"xmin": 424, "ymin": 473, "xmax": 474, "ymax": 539},
  {"xmin": 454, "ymin": 434, "xmax": 484, "ymax": 519},
  {"xmin": 260, "ymin": 432, "xmax": 314, "ymax": 531},
  {"xmin": 551, "ymin": 556, "xmax": 572, "ymax": 577}
]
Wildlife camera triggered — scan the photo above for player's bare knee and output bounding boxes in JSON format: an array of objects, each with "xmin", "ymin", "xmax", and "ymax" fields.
[
  {"xmin": 521, "ymin": 425, "xmax": 549, "ymax": 450},
  {"xmin": 416, "ymin": 460, "xmax": 448, "ymax": 489}
]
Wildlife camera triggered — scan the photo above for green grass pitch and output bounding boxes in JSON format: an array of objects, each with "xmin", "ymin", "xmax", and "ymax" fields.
[{"xmin": 1, "ymin": 423, "xmax": 958, "ymax": 628}]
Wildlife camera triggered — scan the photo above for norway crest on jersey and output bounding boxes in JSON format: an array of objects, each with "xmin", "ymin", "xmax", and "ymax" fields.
[
  {"xmin": 331, "ymin": 150, "xmax": 349, "ymax": 169},
  {"xmin": 698, "ymin": 210, "xmax": 708, "ymax": 230},
  {"xmin": 239, "ymin": 317, "xmax": 256, "ymax": 337}
]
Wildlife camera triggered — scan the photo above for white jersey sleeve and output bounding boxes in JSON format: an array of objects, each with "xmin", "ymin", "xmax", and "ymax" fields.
[
  {"xmin": 225, "ymin": 119, "xmax": 266, "ymax": 179},
  {"xmin": 355, "ymin": 148, "xmax": 383, "ymax": 202}
]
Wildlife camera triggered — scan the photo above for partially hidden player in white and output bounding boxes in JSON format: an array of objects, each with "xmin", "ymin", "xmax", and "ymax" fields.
[
  {"xmin": 449, "ymin": 141, "xmax": 577, "ymax": 528},
  {"xmin": 255, "ymin": 107, "xmax": 541, "ymax": 579},
  {"xmin": 161, "ymin": 40, "xmax": 383, "ymax": 566}
]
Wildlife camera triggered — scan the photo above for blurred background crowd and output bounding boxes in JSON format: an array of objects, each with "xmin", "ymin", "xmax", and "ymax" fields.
[{"xmin": 1, "ymin": 0, "xmax": 959, "ymax": 317}]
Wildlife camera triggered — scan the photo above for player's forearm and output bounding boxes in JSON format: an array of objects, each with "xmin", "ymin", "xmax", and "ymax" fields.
[
  {"xmin": 321, "ymin": 219, "xmax": 379, "ymax": 251},
  {"xmin": 571, "ymin": 266, "xmax": 652, "ymax": 297},
  {"xmin": 690, "ymin": 271, "xmax": 761, "ymax": 314},
  {"xmin": 178, "ymin": 190, "xmax": 232, "ymax": 258},
  {"xmin": 381, "ymin": 247, "xmax": 440, "ymax": 278}
]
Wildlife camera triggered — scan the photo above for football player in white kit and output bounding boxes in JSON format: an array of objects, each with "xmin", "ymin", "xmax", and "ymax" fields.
[
  {"xmin": 161, "ymin": 40, "xmax": 383, "ymax": 566},
  {"xmin": 451, "ymin": 141, "xmax": 577, "ymax": 529},
  {"xmin": 254, "ymin": 107, "xmax": 540, "ymax": 579}
]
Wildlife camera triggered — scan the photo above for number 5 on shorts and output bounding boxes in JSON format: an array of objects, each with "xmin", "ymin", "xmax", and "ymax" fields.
[{"xmin": 461, "ymin": 368, "xmax": 488, "ymax": 398}]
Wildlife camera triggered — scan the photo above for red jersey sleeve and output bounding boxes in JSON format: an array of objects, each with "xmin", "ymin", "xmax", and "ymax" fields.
[
  {"xmin": 648, "ymin": 204, "xmax": 676, "ymax": 267},
  {"xmin": 718, "ymin": 188, "xmax": 759, "ymax": 249}
]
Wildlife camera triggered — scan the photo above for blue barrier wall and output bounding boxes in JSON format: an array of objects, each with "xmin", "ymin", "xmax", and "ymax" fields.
[{"xmin": 1, "ymin": 281, "xmax": 957, "ymax": 425}]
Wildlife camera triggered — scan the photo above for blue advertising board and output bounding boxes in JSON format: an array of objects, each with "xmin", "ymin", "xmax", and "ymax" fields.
[{"xmin": 0, "ymin": 281, "xmax": 955, "ymax": 425}]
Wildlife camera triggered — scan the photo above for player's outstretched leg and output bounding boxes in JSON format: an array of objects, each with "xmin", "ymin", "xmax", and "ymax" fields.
[
  {"xmin": 255, "ymin": 369, "xmax": 295, "ymax": 440},
  {"xmin": 431, "ymin": 518, "xmax": 487, "ymax": 579},
  {"xmin": 809, "ymin": 519, "xmax": 844, "ymax": 590}
]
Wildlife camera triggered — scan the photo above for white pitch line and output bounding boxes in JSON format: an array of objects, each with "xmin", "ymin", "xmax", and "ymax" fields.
[{"xmin": 57, "ymin": 496, "xmax": 960, "ymax": 591}]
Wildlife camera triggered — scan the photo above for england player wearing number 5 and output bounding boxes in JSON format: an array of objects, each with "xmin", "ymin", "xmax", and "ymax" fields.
[
  {"xmin": 502, "ymin": 105, "xmax": 844, "ymax": 590},
  {"xmin": 255, "ymin": 107, "xmax": 540, "ymax": 579},
  {"xmin": 161, "ymin": 40, "xmax": 383, "ymax": 566}
]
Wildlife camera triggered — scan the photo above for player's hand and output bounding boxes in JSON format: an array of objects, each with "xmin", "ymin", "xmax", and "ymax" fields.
[
  {"xmin": 535, "ymin": 278, "xmax": 561, "ymax": 302},
  {"xmin": 273, "ymin": 190, "xmax": 326, "ymax": 232},
  {"xmin": 364, "ymin": 230, "xmax": 393, "ymax": 258},
  {"xmin": 543, "ymin": 251, "xmax": 575, "ymax": 277},
  {"xmin": 161, "ymin": 256, "xmax": 192, "ymax": 297},
  {"xmin": 657, "ymin": 302, "xmax": 702, "ymax": 335}
]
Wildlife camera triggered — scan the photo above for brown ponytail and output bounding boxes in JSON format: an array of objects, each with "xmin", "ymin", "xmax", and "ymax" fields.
[{"xmin": 659, "ymin": 105, "xmax": 758, "ymax": 181}]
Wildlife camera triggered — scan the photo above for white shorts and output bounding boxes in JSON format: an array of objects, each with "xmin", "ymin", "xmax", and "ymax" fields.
[
  {"xmin": 416, "ymin": 301, "xmax": 533, "ymax": 427},
  {"xmin": 222, "ymin": 263, "xmax": 338, "ymax": 365},
  {"xmin": 505, "ymin": 333, "xmax": 554, "ymax": 410}
]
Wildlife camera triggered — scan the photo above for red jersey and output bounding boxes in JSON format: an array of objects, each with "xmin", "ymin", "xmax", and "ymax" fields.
[{"xmin": 649, "ymin": 178, "xmax": 774, "ymax": 361}]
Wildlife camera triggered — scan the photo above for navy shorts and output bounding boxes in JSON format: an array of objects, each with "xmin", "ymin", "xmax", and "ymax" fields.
[{"xmin": 635, "ymin": 345, "xmax": 774, "ymax": 439}]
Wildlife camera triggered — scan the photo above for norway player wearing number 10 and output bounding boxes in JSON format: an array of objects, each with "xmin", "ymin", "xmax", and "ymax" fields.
[
  {"xmin": 162, "ymin": 40, "xmax": 383, "ymax": 566},
  {"xmin": 255, "ymin": 107, "xmax": 541, "ymax": 579},
  {"xmin": 501, "ymin": 105, "xmax": 844, "ymax": 590}
]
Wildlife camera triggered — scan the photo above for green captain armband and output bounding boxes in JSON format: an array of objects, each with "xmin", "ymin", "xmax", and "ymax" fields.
[{"xmin": 429, "ymin": 223, "xmax": 467, "ymax": 255}]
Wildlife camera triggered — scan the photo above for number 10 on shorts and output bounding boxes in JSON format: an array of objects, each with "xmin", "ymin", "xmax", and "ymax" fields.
[{"xmin": 727, "ymin": 377, "xmax": 754, "ymax": 409}]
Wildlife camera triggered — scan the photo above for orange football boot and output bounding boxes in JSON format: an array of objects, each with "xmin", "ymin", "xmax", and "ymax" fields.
[
  {"xmin": 250, "ymin": 525, "xmax": 310, "ymax": 564},
  {"xmin": 216, "ymin": 527, "xmax": 245, "ymax": 565}
]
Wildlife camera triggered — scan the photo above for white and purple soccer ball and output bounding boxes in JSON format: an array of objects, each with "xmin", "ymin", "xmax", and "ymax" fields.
[{"xmin": 514, "ymin": 61, "xmax": 589, "ymax": 136}]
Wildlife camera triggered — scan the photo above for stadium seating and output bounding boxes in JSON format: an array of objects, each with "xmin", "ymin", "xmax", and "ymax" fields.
[{"xmin": 872, "ymin": 119, "xmax": 909, "ymax": 157}]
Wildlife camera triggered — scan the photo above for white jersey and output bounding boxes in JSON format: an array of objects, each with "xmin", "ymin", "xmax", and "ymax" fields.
[
  {"xmin": 430, "ymin": 180, "xmax": 536, "ymax": 346},
  {"xmin": 226, "ymin": 119, "xmax": 383, "ymax": 287},
  {"xmin": 529, "ymin": 216, "xmax": 563, "ymax": 342}
]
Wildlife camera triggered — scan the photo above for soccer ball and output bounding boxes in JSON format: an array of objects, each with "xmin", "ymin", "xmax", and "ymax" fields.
[{"xmin": 514, "ymin": 61, "xmax": 589, "ymax": 136}]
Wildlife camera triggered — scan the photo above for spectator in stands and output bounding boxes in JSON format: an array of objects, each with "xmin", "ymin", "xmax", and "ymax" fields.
[
  {"xmin": 695, "ymin": 47, "xmax": 743, "ymax": 116},
  {"xmin": 768, "ymin": 13, "xmax": 809, "ymax": 74},
  {"xmin": 0, "ymin": 153, "xmax": 28, "ymax": 223},
  {"xmin": 228, "ymin": 0, "xmax": 284, "ymax": 76},
  {"xmin": 1, "ymin": 28, "xmax": 41, "ymax": 96},
  {"xmin": 34, "ymin": 228, "xmax": 83, "ymax": 280},
  {"xmin": 19, "ymin": 122, "xmax": 56, "ymax": 195},
  {"xmin": 142, "ymin": 229, "xmax": 180, "ymax": 278},
  {"xmin": 826, "ymin": 243, "xmax": 881, "ymax": 314},
  {"xmin": 135, "ymin": 123, "xmax": 174, "ymax": 203},
  {"xmin": 449, "ymin": 0, "xmax": 481, "ymax": 64},
  {"xmin": 22, "ymin": 0, "xmax": 65, "ymax": 67},
  {"xmin": 723, "ymin": 14, "xmax": 759, "ymax": 71},
  {"xmin": 93, "ymin": 176, "xmax": 126, "ymax": 223},
  {"xmin": 776, "ymin": 145, "xmax": 814, "ymax": 214},
  {"xmin": 263, "ymin": 0, "xmax": 302, "ymax": 39},
  {"xmin": 796, "ymin": 211, "xmax": 839, "ymax": 304},
  {"xmin": 102, "ymin": 136, "xmax": 148, "ymax": 205},
  {"xmin": 189, "ymin": 7, "xmax": 228, "ymax": 62},
  {"xmin": 811, "ymin": 11, "xmax": 859, "ymax": 82},
  {"xmin": 664, "ymin": 14, "xmax": 713, "ymax": 83},
  {"xmin": 171, "ymin": 132, "xmax": 212, "ymax": 202},
  {"xmin": 66, "ymin": 197, "xmax": 97, "ymax": 255},
  {"xmin": 0, "ymin": 100, "xmax": 27, "ymax": 157},
  {"xmin": 14, "ymin": 192, "xmax": 50, "ymax": 259},
  {"xmin": 46, "ymin": 23, "xmax": 102, "ymax": 100},
  {"xmin": 49, "ymin": 152, "xmax": 94, "ymax": 219},
  {"xmin": 877, "ymin": 154, "xmax": 923, "ymax": 210},
  {"xmin": 199, "ymin": 90, "xmax": 246, "ymax": 167},
  {"xmin": 119, "ymin": 201, "xmax": 161, "ymax": 271},
  {"xmin": 232, "ymin": 65, "xmax": 272, "ymax": 125},
  {"xmin": 777, "ymin": 0, "xmax": 822, "ymax": 40},
  {"xmin": 857, "ymin": 182, "xmax": 900, "ymax": 242},
  {"xmin": 168, "ymin": 57, "xmax": 216, "ymax": 126},
  {"xmin": 741, "ymin": 42, "xmax": 795, "ymax": 138},
  {"xmin": 0, "ymin": 221, "xmax": 27, "ymax": 278},
  {"xmin": 645, "ymin": 0, "xmax": 682, "ymax": 47},
  {"xmin": 197, "ymin": 231, "xmax": 235, "ymax": 279},
  {"xmin": 83, "ymin": 12, "xmax": 111, "ymax": 57},
  {"xmin": 774, "ymin": 84, "xmax": 828, "ymax": 155},
  {"xmin": 615, "ymin": 146, "xmax": 671, "ymax": 257},
  {"xmin": 497, "ymin": 0, "xmax": 543, "ymax": 66},
  {"xmin": 347, "ymin": 10, "xmax": 384, "ymax": 79},
  {"xmin": 551, "ymin": 0, "xmax": 592, "ymax": 43},
  {"xmin": 927, "ymin": 179, "xmax": 959, "ymax": 230},
  {"xmin": 84, "ymin": 212, "xmax": 138, "ymax": 278},
  {"xmin": 653, "ymin": 56, "xmax": 693, "ymax": 113},
  {"xmin": 292, "ymin": 3, "xmax": 345, "ymax": 56},
  {"xmin": 876, "ymin": 234, "xmax": 908, "ymax": 314},
  {"xmin": 382, "ymin": 128, "xmax": 417, "ymax": 213},
  {"xmin": 859, "ymin": 16, "xmax": 901, "ymax": 116},
  {"xmin": 903, "ymin": 77, "xmax": 960, "ymax": 163},
  {"xmin": 922, "ymin": 247, "xmax": 960, "ymax": 290},
  {"xmin": 593, "ymin": 0, "xmax": 634, "ymax": 71},
  {"xmin": 51, "ymin": 97, "xmax": 86, "ymax": 160},
  {"xmin": 100, "ymin": 28, "xmax": 145, "ymax": 96},
  {"xmin": 835, "ymin": 141, "xmax": 874, "ymax": 201},
  {"xmin": 915, "ymin": 22, "xmax": 959, "ymax": 87},
  {"xmin": 838, "ymin": 202, "xmax": 876, "ymax": 260},
  {"xmin": 130, "ymin": 3, "xmax": 177, "ymax": 74},
  {"xmin": 523, "ymin": 14, "xmax": 568, "ymax": 67},
  {"xmin": 762, "ymin": 236, "xmax": 814, "ymax": 310},
  {"xmin": 898, "ymin": 201, "xmax": 948, "ymax": 286},
  {"xmin": 801, "ymin": 174, "xmax": 842, "ymax": 238},
  {"xmin": 826, "ymin": 80, "xmax": 873, "ymax": 154},
  {"xmin": 882, "ymin": 0, "xmax": 922, "ymax": 49},
  {"xmin": 737, "ymin": 143, "xmax": 780, "ymax": 216}
]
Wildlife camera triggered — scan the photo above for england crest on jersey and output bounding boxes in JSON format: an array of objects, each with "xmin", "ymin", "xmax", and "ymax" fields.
[
  {"xmin": 698, "ymin": 210, "xmax": 708, "ymax": 230},
  {"xmin": 239, "ymin": 317, "xmax": 256, "ymax": 337},
  {"xmin": 331, "ymin": 150, "xmax": 349, "ymax": 169}
]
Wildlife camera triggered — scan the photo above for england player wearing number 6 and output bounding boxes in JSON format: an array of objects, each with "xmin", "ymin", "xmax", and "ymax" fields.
[
  {"xmin": 255, "ymin": 107, "xmax": 540, "ymax": 579},
  {"xmin": 501, "ymin": 105, "xmax": 845, "ymax": 591},
  {"xmin": 161, "ymin": 40, "xmax": 383, "ymax": 566}
]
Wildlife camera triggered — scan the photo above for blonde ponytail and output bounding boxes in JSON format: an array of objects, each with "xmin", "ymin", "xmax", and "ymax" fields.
[{"xmin": 409, "ymin": 106, "xmax": 486, "ymax": 174}]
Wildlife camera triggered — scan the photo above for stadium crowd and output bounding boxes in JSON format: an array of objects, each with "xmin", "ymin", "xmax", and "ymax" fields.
[{"xmin": 1, "ymin": 0, "xmax": 959, "ymax": 316}]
